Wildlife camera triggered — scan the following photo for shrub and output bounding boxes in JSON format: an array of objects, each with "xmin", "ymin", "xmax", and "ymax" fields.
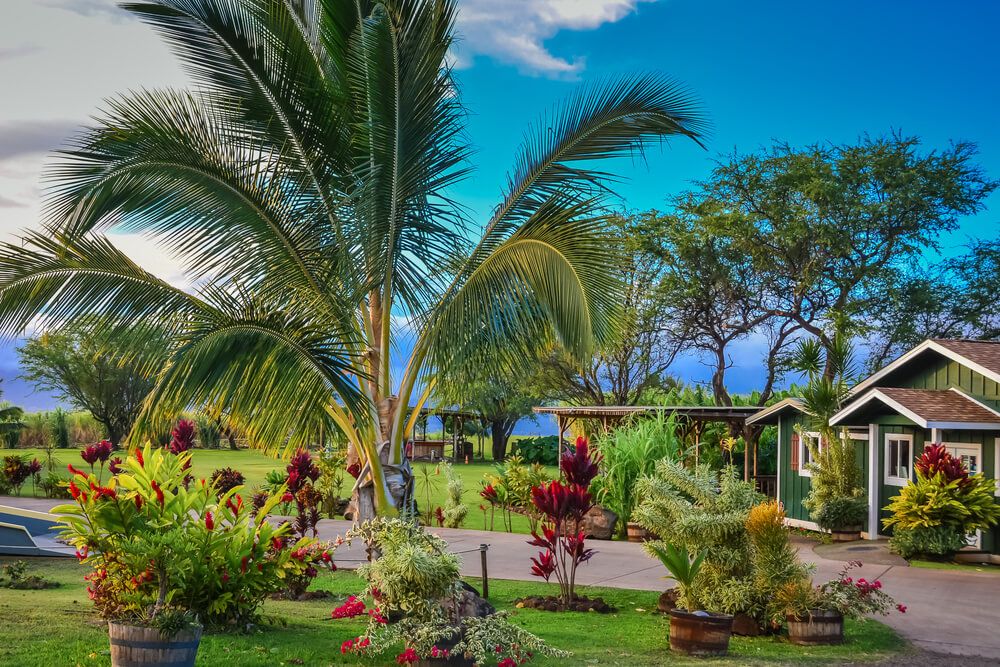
[
  {"xmin": 54, "ymin": 443, "xmax": 330, "ymax": 628},
  {"xmin": 591, "ymin": 413, "xmax": 682, "ymax": 536},
  {"xmin": 635, "ymin": 463, "xmax": 803, "ymax": 626},
  {"xmin": 442, "ymin": 464, "xmax": 468, "ymax": 528},
  {"xmin": 1, "ymin": 455, "xmax": 41, "ymax": 496},
  {"xmin": 481, "ymin": 456, "xmax": 551, "ymax": 531},
  {"xmin": 888, "ymin": 525, "xmax": 968, "ymax": 560},
  {"xmin": 209, "ymin": 467, "xmax": 246, "ymax": 497},
  {"xmin": 815, "ymin": 496, "xmax": 868, "ymax": 531},
  {"xmin": 194, "ymin": 413, "xmax": 221, "ymax": 449},
  {"xmin": 0, "ymin": 560, "xmax": 57, "ymax": 590},
  {"xmin": 285, "ymin": 449, "xmax": 322, "ymax": 539},
  {"xmin": 511, "ymin": 436, "xmax": 560, "ymax": 465},
  {"xmin": 883, "ymin": 444, "xmax": 1000, "ymax": 558},
  {"xmin": 527, "ymin": 436, "xmax": 600, "ymax": 607},
  {"xmin": 316, "ymin": 446, "xmax": 347, "ymax": 517},
  {"xmin": 39, "ymin": 471, "xmax": 71, "ymax": 499},
  {"xmin": 338, "ymin": 518, "xmax": 565, "ymax": 665},
  {"xmin": 51, "ymin": 408, "xmax": 70, "ymax": 449}
]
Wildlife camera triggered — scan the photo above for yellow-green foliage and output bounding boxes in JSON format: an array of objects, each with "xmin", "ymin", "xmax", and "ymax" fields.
[
  {"xmin": 883, "ymin": 472, "xmax": 1000, "ymax": 534},
  {"xmin": 746, "ymin": 501, "xmax": 811, "ymax": 622}
]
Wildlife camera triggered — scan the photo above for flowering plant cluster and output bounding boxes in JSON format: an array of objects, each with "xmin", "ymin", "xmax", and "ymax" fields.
[
  {"xmin": 80, "ymin": 440, "xmax": 114, "ymax": 482},
  {"xmin": 480, "ymin": 457, "xmax": 551, "ymax": 532},
  {"xmin": 54, "ymin": 443, "xmax": 331, "ymax": 628},
  {"xmin": 527, "ymin": 436, "xmax": 599, "ymax": 606},
  {"xmin": 330, "ymin": 518, "xmax": 565, "ymax": 665},
  {"xmin": 779, "ymin": 561, "xmax": 904, "ymax": 621},
  {"xmin": 1, "ymin": 455, "xmax": 41, "ymax": 496}
]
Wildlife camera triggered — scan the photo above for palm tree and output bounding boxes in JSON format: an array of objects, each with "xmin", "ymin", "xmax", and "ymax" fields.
[{"xmin": 0, "ymin": 0, "xmax": 704, "ymax": 518}]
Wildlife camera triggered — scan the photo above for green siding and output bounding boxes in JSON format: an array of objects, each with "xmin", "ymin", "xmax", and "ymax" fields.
[
  {"xmin": 778, "ymin": 414, "xmax": 812, "ymax": 522},
  {"xmin": 887, "ymin": 354, "xmax": 1000, "ymax": 409}
]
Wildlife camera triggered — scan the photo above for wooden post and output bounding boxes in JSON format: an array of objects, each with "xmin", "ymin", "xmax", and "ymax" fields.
[
  {"xmin": 480, "ymin": 543, "xmax": 489, "ymax": 599},
  {"xmin": 743, "ymin": 426, "xmax": 750, "ymax": 482}
]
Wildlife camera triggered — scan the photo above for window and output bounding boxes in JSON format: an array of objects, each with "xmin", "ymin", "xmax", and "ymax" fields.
[
  {"xmin": 798, "ymin": 432, "xmax": 821, "ymax": 477},
  {"xmin": 884, "ymin": 434, "xmax": 913, "ymax": 486}
]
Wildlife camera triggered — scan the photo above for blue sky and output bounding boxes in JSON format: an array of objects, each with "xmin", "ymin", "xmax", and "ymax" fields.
[{"xmin": 1, "ymin": 0, "xmax": 998, "ymax": 419}]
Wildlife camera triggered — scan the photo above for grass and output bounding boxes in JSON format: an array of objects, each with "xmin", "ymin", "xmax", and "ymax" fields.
[
  {"xmin": 0, "ymin": 446, "xmax": 555, "ymax": 535},
  {"xmin": 0, "ymin": 557, "xmax": 907, "ymax": 666},
  {"xmin": 910, "ymin": 559, "xmax": 1000, "ymax": 574}
]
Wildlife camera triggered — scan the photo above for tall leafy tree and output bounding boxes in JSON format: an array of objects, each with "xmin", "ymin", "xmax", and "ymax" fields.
[
  {"xmin": 703, "ymin": 135, "xmax": 996, "ymax": 376},
  {"xmin": 18, "ymin": 326, "xmax": 160, "ymax": 445},
  {"xmin": 0, "ymin": 0, "xmax": 704, "ymax": 518}
]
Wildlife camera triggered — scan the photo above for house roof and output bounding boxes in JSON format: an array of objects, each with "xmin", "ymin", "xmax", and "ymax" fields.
[
  {"xmin": 745, "ymin": 398, "xmax": 807, "ymax": 425},
  {"xmin": 830, "ymin": 387, "xmax": 1000, "ymax": 430},
  {"xmin": 849, "ymin": 339, "xmax": 1000, "ymax": 396}
]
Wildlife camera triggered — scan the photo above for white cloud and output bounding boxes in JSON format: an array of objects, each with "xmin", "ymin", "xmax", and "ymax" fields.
[{"xmin": 454, "ymin": 0, "xmax": 657, "ymax": 76}]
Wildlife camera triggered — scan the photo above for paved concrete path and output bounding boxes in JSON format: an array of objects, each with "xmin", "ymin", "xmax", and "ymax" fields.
[{"xmin": 5, "ymin": 495, "xmax": 1000, "ymax": 659}]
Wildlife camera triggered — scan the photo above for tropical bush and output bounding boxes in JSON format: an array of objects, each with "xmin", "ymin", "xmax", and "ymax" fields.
[
  {"xmin": 527, "ymin": 436, "xmax": 601, "ymax": 607},
  {"xmin": 592, "ymin": 413, "xmax": 682, "ymax": 537},
  {"xmin": 884, "ymin": 444, "xmax": 1000, "ymax": 558},
  {"xmin": 1, "ymin": 455, "xmax": 41, "ymax": 496},
  {"xmin": 194, "ymin": 413, "xmax": 221, "ymax": 449},
  {"xmin": 315, "ymin": 446, "xmax": 348, "ymax": 518},
  {"xmin": 635, "ymin": 463, "xmax": 805, "ymax": 626},
  {"xmin": 337, "ymin": 518, "xmax": 564, "ymax": 665},
  {"xmin": 0, "ymin": 560, "xmax": 57, "ymax": 590},
  {"xmin": 646, "ymin": 543, "xmax": 705, "ymax": 611},
  {"xmin": 511, "ymin": 436, "xmax": 561, "ymax": 466},
  {"xmin": 481, "ymin": 456, "xmax": 552, "ymax": 532},
  {"xmin": 54, "ymin": 443, "xmax": 329, "ymax": 628},
  {"xmin": 209, "ymin": 467, "xmax": 246, "ymax": 497}
]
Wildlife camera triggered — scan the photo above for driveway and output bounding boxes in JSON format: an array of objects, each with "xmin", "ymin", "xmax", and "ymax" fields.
[{"xmin": 5, "ymin": 495, "xmax": 1000, "ymax": 659}]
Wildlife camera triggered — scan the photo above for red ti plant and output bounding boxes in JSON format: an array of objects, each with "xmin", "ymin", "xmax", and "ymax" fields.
[
  {"xmin": 916, "ymin": 443, "xmax": 971, "ymax": 487},
  {"xmin": 80, "ymin": 440, "xmax": 114, "ymax": 483},
  {"xmin": 287, "ymin": 449, "xmax": 322, "ymax": 538},
  {"xmin": 527, "ymin": 436, "xmax": 600, "ymax": 607},
  {"xmin": 168, "ymin": 420, "xmax": 196, "ymax": 486}
]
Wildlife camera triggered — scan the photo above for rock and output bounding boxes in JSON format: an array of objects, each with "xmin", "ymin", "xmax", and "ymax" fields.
[
  {"xmin": 657, "ymin": 588, "xmax": 679, "ymax": 613},
  {"xmin": 732, "ymin": 612, "xmax": 762, "ymax": 636},
  {"xmin": 440, "ymin": 581, "xmax": 495, "ymax": 621},
  {"xmin": 581, "ymin": 506, "xmax": 618, "ymax": 540}
]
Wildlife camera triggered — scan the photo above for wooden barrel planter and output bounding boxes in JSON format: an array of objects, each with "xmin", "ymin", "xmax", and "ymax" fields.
[
  {"xmin": 786, "ymin": 610, "xmax": 844, "ymax": 645},
  {"xmin": 626, "ymin": 522, "xmax": 648, "ymax": 543},
  {"xmin": 830, "ymin": 527, "xmax": 862, "ymax": 543},
  {"xmin": 108, "ymin": 621, "xmax": 202, "ymax": 667},
  {"xmin": 668, "ymin": 609, "xmax": 733, "ymax": 656}
]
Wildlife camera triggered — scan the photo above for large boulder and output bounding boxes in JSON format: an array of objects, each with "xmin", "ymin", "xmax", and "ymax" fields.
[
  {"xmin": 440, "ymin": 581, "xmax": 495, "ymax": 621},
  {"xmin": 581, "ymin": 506, "xmax": 618, "ymax": 540}
]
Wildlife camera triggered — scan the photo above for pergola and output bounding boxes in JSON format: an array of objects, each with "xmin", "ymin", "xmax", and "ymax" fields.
[
  {"xmin": 533, "ymin": 404, "xmax": 763, "ymax": 479},
  {"xmin": 411, "ymin": 407, "xmax": 481, "ymax": 461}
]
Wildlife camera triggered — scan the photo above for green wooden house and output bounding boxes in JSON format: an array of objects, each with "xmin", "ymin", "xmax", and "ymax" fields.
[{"xmin": 748, "ymin": 338, "xmax": 1000, "ymax": 559}]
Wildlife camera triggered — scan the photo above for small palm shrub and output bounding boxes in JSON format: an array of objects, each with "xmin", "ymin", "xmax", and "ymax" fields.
[
  {"xmin": 647, "ymin": 543, "xmax": 705, "ymax": 611},
  {"xmin": 480, "ymin": 456, "xmax": 552, "ymax": 532},
  {"xmin": 592, "ymin": 413, "xmax": 682, "ymax": 537},
  {"xmin": 883, "ymin": 444, "xmax": 1000, "ymax": 559},
  {"xmin": 442, "ymin": 463, "xmax": 468, "ymax": 528}
]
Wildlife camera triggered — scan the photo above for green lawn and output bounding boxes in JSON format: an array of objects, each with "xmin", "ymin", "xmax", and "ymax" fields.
[
  {"xmin": 910, "ymin": 559, "xmax": 1000, "ymax": 574},
  {"xmin": 0, "ymin": 446, "xmax": 553, "ymax": 535},
  {"xmin": 0, "ymin": 557, "xmax": 907, "ymax": 666}
]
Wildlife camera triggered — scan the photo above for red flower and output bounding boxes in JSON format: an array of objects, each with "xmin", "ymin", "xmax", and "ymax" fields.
[
  {"xmin": 134, "ymin": 495, "xmax": 144, "ymax": 511},
  {"xmin": 320, "ymin": 551, "xmax": 332, "ymax": 563},
  {"xmin": 135, "ymin": 449, "xmax": 144, "ymax": 468},
  {"xmin": 480, "ymin": 483, "xmax": 499, "ymax": 504},
  {"xmin": 897, "ymin": 604, "xmax": 907, "ymax": 613},
  {"xmin": 80, "ymin": 445, "xmax": 100, "ymax": 465},
  {"xmin": 271, "ymin": 536, "xmax": 285, "ymax": 551},
  {"xmin": 368, "ymin": 608, "xmax": 387, "ymax": 624},
  {"xmin": 75, "ymin": 545, "xmax": 89, "ymax": 561},
  {"xmin": 222, "ymin": 572, "xmax": 230, "ymax": 583},
  {"xmin": 430, "ymin": 646, "xmax": 449, "ymax": 659},
  {"xmin": 69, "ymin": 480, "xmax": 81, "ymax": 500},
  {"xmin": 150, "ymin": 480, "xmax": 164, "ymax": 506},
  {"xmin": 331, "ymin": 595, "xmax": 366, "ymax": 619},
  {"xmin": 281, "ymin": 492, "xmax": 294, "ymax": 503},
  {"xmin": 108, "ymin": 457, "xmax": 124, "ymax": 474},
  {"xmin": 67, "ymin": 464, "xmax": 88, "ymax": 478},
  {"xmin": 27, "ymin": 459, "xmax": 41, "ymax": 475},
  {"xmin": 240, "ymin": 556, "xmax": 249, "ymax": 574},
  {"xmin": 205, "ymin": 511, "xmax": 215, "ymax": 531},
  {"xmin": 169, "ymin": 419, "xmax": 196, "ymax": 455},
  {"xmin": 498, "ymin": 659, "xmax": 517, "ymax": 667},
  {"xmin": 346, "ymin": 462, "xmax": 361, "ymax": 479},
  {"xmin": 395, "ymin": 647, "xmax": 419, "ymax": 665},
  {"xmin": 340, "ymin": 639, "xmax": 354, "ymax": 654}
]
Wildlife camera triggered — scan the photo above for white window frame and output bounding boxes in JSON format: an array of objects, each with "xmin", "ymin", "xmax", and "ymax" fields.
[
  {"xmin": 884, "ymin": 433, "xmax": 913, "ymax": 487},
  {"xmin": 798, "ymin": 431, "xmax": 821, "ymax": 477},
  {"xmin": 941, "ymin": 441, "xmax": 982, "ymax": 476}
]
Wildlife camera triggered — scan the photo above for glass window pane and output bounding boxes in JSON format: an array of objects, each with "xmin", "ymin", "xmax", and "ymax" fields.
[{"xmin": 888, "ymin": 440, "xmax": 899, "ymax": 477}]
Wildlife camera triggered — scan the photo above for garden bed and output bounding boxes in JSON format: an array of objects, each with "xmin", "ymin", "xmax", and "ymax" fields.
[{"xmin": 0, "ymin": 557, "xmax": 907, "ymax": 666}]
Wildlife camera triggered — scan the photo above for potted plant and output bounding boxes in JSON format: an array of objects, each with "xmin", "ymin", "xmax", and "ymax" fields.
[
  {"xmin": 816, "ymin": 496, "xmax": 868, "ymax": 542},
  {"xmin": 778, "ymin": 561, "xmax": 905, "ymax": 645},
  {"xmin": 332, "ymin": 518, "xmax": 567, "ymax": 666},
  {"xmin": 649, "ymin": 543, "xmax": 733, "ymax": 656},
  {"xmin": 54, "ymin": 443, "xmax": 330, "ymax": 667}
]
